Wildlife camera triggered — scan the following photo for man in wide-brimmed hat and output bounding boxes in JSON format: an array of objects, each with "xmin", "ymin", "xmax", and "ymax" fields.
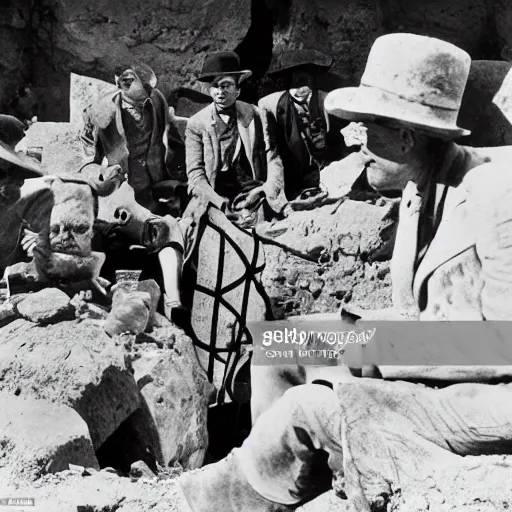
[
  {"xmin": 177, "ymin": 34, "xmax": 512, "ymax": 512},
  {"xmin": 258, "ymin": 48, "xmax": 345, "ymax": 200},
  {"xmin": 185, "ymin": 51, "xmax": 289, "ymax": 222}
]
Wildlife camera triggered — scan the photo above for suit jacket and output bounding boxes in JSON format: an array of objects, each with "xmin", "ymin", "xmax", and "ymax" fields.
[
  {"xmin": 392, "ymin": 143, "xmax": 512, "ymax": 320},
  {"xmin": 185, "ymin": 101, "xmax": 288, "ymax": 215},
  {"xmin": 81, "ymin": 89, "xmax": 186, "ymax": 194}
]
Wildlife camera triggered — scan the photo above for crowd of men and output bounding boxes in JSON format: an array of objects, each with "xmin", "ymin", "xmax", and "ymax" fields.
[
  {"xmin": 78, "ymin": 48, "xmax": 345, "ymax": 323},
  {"xmin": 2, "ymin": 31, "xmax": 512, "ymax": 512}
]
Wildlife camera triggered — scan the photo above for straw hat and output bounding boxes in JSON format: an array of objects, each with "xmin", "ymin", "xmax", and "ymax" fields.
[{"xmin": 325, "ymin": 33, "xmax": 472, "ymax": 139}]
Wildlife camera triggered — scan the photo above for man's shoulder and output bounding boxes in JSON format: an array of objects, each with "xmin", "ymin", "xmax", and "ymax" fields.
[
  {"xmin": 463, "ymin": 157, "xmax": 512, "ymax": 204},
  {"xmin": 258, "ymin": 91, "xmax": 286, "ymax": 112},
  {"xmin": 187, "ymin": 104, "xmax": 214, "ymax": 129},
  {"xmin": 85, "ymin": 90, "xmax": 121, "ymax": 129}
]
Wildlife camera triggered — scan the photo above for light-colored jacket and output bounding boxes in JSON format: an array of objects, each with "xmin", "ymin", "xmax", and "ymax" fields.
[
  {"xmin": 392, "ymin": 143, "xmax": 512, "ymax": 320},
  {"xmin": 185, "ymin": 101, "xmax": 288, "ymax": 214}
]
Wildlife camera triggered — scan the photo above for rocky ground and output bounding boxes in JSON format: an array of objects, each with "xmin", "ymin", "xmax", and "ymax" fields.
[{"xmin": 4, "ymin": 122, "xmax": 512, "ymax": 512}]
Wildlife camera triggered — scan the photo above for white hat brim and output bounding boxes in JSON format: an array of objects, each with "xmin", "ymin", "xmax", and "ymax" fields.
[
  {"xmin": 0, "ymin": 141, "xmax": 43, "ymax": 178},
  {"xmin": 325, "ymin": 86, "xmax": 471, "ymax": 139}
]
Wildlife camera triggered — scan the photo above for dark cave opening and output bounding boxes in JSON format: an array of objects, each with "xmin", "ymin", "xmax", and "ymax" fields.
[{"xmin": 234, "ymin": 0, "xmax": 276, "ymax": 104}]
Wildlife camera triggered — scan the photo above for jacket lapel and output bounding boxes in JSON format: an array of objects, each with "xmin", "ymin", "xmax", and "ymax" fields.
[
  {"xmin": 207, "ymin": 104, "xmax": 220, "ymax": 173},
  {"xmin": 236, "ymin": 102, "xmax": 255, "ymax": 177},
  {"xmin": 114, "ymin": 94, "xmax": 127, "ymax": 144},
  {"xmin": 412, "ymin": 183, "xmax": 473, "ymax": 300}
]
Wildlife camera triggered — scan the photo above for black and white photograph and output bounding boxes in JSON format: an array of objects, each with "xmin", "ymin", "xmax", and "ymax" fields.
[{"xmin": 1, "ymin": 0, "xmax": 512, "ymax": 510}]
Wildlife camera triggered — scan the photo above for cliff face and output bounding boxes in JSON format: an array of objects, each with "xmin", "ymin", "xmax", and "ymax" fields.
[{"xmin": 1, "ymin": 0, "xmax": 511, "ymax": 121}]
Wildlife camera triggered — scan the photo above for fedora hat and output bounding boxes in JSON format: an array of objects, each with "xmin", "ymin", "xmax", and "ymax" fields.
[
  {"xmin": 267, "ymin": 48, "xmax": 333, "ymax": 77},
  {"xmin": 325, "ymin": 33, "xmax": 472, "ymax": 139},
  {"xmin": 198, "ymin": 51, "xmax": 252, "ymax": 83},
  {"xmin": 0, "ymin": 115, "xmax": 42, "ymax": 178}
]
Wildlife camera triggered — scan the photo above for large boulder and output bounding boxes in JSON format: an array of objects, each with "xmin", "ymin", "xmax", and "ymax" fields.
[
  {"xmin": 0, "ymin": 318, "xmax": 140, "ymax": 449},
  {"xmin": 129, "ymin": 332, "xmax": 212, "ymax": 470},
  {"xmin": 0, "ymin": 392, "xmax": 99, "ymax": 482},
  {"xmin": 96, "ymin": 323, "xmax": 212, "ymax": 472}
]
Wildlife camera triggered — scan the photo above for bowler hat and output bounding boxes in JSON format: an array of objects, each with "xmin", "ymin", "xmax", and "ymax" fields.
[
  {"xmin": 267, "ymin": 48, "xmax": 333, "ymax": 77},
  {"xmin": 0, "ymin": 115, "xmax": 42, "ymax": 178},
  {"xmin": 325, "ymin": 34, "xmax": 472, "ymax": 139},
  {"xmin": 198, "ymin": 51, "xmax": 252, "ymax": 83}
]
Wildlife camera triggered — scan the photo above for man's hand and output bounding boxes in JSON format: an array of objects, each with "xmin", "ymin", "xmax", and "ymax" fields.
[
  {"xmin": 232, "ymin": 186, "xmax": 265, "ymax": 211},
  {"xmin": 21, "ymin": 228, "xmax": 38, "ymax": 257}
]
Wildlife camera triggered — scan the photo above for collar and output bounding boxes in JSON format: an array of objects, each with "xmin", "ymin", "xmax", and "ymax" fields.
[{"xmin": 289, "ymin": 90, "xmax": 312, "ymax": 106}]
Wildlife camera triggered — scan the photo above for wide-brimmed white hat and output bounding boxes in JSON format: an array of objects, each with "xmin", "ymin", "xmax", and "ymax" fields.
[{"xmin": 325, "ymin": 33, "xmax": 472, "ymax": 139}]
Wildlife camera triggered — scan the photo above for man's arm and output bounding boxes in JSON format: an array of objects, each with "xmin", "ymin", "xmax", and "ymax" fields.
[
  {"xmin": 258, "ymin": 107, "xmax": 288, "ymax": 213},
  {"xmin": 477, "ymin": 183, "xmax": 512, "ymax": 320},
  {"xmin": 185, "ymin": 120, "xmax": 226, "ymax": 210},
  {"xmin": 80, "ymin": 107, "xmax": 104, "ymax": 164}
]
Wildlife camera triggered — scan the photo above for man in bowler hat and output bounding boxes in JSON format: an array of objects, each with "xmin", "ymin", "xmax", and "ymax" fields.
[
  {"xmin": 185, "ymin": 51, "xmax": 289, "ymax": 224},
  {"xmin": 177, "ymin": 34, "xmax": 512, "ymax": 512}
]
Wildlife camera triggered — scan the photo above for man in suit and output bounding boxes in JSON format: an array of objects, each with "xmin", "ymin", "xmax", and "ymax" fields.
[
  {"xmin": 177, "ymin": 34, "xmax": 512, "ymax": 512},
  {"xmin": 258, "ymin": 49, "xmax": 345, "ymax": 200},
  {"xmin": 185, "ymin": 51, "xmax": 289, "ymax": 224},
  {"xmin": 81, "ymin": 63, "xmax": 188, "ymax": 321},
  {"xmin": 81, "ymin": 63, "xmax": 186, "ymax": 214}
]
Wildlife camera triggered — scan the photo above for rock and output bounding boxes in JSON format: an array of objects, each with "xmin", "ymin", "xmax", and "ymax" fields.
[
  {"xmin": 105, "ymin": 290, "xmax": 152, "ymax": 336},
  {"xmin": 320, "ymin": 153, "xmax": 366, "ymax": 200},
  {"xmin": 28, "ymin": 0, "xmax": 251, "ymax": 120},
  {"xmin": 458, "ymin": 60, "xmax": 512, "ymax": 147},
  {"xmin": 0, "ymin": 318, "xmax": 140, "ymax": 449},
  {"xmin": 130, "ymin": 460, "xmax": 156, "ymax": 480},
  {"xmin": 16, "ymin": 288, "xmax": 76, "ymax": 325},
  {"xmin": 128, "ymin": 334, "xmax": 211, "ymax": 470},
  {"xmin": 0, "ymin": 302, "xmax": 20, "ymax": 328},
  {"xmin": 16, "ymin": 121, "xmax": 87, "ymax": 175},
  {"xmin": 261, "ymin": 200, "xmax": 393, "ymax": 317},
  {"xmin": 0, "ymin": 392, "xmax": 99, "ymax": 482}
]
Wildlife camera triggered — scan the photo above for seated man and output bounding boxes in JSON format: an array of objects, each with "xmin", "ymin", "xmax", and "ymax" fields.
[
  {"xmin": 81, "ymin": 63, "xmax": 186, "ymax": 215},
  {"xmin": 178, "ymin": 34, "xmax": 512, "ymax": 511},
  {"xmin": 259, "ymin": 49, "xmax": 345, "ymax": 200},
  {"xmin": 185, "ymin": 51, "xmax": 290, "ymax": 226}
]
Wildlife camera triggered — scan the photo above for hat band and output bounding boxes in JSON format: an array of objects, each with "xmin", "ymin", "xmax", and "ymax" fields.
[
  {"xmin": 359, "ymin": 82, "xmax": 461, "ymax": 113},
  {"xmin": 356, "ymin": 83, "xmax": 462, "ymax": 128}
]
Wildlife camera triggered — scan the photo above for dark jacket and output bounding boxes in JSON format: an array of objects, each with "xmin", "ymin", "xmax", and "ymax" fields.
[{"xmin": 81, "ymin": 88, "xmax": 186, "ymax": 208}]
